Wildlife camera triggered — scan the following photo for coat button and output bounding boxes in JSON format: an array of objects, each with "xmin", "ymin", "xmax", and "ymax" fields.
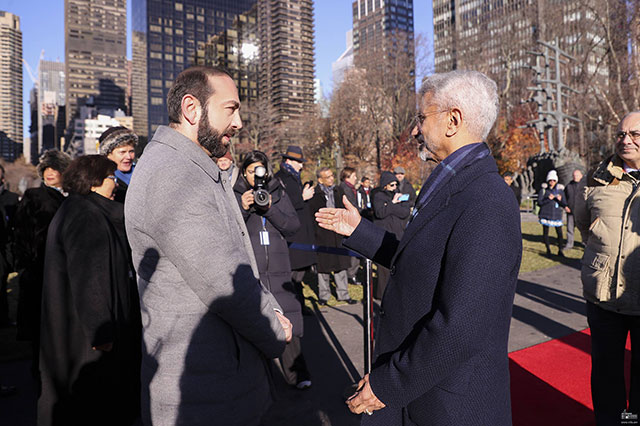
[
  {"xmin": 390, "ymin": 265, "xmax": 396, "ymax": 275},
  {"xmin": 379, "ymin": 309, "xmax": 385, "ymax": 317},
  {"xmin": 241, "ymin": 231, "xmax": 245, "ymax": 236}
]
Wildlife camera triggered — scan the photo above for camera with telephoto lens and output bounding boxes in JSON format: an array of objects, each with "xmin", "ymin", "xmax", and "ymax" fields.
[{"xmin": 253, "ymin": 165, "xmax": 270, "ymax": 207}]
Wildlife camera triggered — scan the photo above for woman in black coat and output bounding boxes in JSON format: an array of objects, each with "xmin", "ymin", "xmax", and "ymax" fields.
[
  {"xmin": 537, "ymin": 169, "xmax": 567, "ymax": 257},
  {"xmin": 14, "ymin": 149, "xmax": 71, "ymax": 379},
  {"xmin": 38, "ymin": 155, "xmax": 141, "ymax": 426},
  {"xmin": 372, "ymin": 171, "xmax": 412, "ymax": 299},
  {"xmin": 233, "ymin": 151, "xmax": 312, "ymax": 389}
]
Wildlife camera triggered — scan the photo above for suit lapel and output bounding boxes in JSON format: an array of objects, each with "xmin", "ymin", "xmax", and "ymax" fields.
[{"xmin": 391, "ymin": 154, "xmax": 497, "ymax": 264}]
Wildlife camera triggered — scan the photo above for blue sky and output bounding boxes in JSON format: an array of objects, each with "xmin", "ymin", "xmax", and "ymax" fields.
[{"xmin": 1, "ymin": 0, "xmax": 433, "ymax": 140}]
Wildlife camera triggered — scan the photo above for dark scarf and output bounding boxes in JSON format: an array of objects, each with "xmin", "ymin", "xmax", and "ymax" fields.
[
  {"xmin": 343, "ymin": 180, "xmax": 357, "ymax": 196},
  {"xmin": 281, "ymin": 162, "xmax": 300, "ymax": 180}
]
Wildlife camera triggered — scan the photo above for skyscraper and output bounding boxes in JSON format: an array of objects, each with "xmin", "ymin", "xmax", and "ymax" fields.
[
  {"xmin": 0, "ymin": 11, "xmax": 23, "ymax": 161},
  {"xmin": 332, "ymin": 30, "xmax": 354, "ymax": 88},
  {"xmin": 38, "ymin": 60, "xmax": 66, "ymax": 154},
  {"xmin": 257, "ymin": 0, "xmax": 316, "ymax": 124},
  {"xmin": 351, "ymin": 0, "xmax": 414, "ymax": 67},
  {"xmin": 132, "ymin": 0, "xmax": 257, "ymax": 139},
  {"xmin": 65, "ymin": 0, "xmax": 128, "ymax": 129}
]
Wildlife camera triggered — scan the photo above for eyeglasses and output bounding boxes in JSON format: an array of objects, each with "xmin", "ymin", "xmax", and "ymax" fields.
[
  {"xmin": 106, "ymin": 175, "xmax": 118, "ymax": 184},
  {"xmin": 615, "ymin": 130, "xmax": 640, "ymax": 142},
  {"xmin": 415, "ymin": 110, "xmax": 448, "ymax": 126}
]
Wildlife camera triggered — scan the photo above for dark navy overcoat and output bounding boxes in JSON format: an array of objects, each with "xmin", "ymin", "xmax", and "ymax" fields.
[{"xmin": 344, "ymin": 147, "xmax": 522, "ymax": 426}]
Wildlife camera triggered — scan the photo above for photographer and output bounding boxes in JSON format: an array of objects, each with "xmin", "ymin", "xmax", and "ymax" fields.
[{"xmin": 233, "ymin": 151, "xmax": 312, "ymax": 390}]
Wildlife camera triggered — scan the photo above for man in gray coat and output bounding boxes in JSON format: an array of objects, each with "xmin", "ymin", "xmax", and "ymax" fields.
[{"xmin": 125, "ymin": 66, "xmax": 292, "ymax": 426}]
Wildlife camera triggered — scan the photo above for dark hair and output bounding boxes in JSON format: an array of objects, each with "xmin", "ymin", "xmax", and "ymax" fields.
[
  {"xmin": 361, "ymin": 176, "xmax": 370, "ymax": 183},
  {"xmin": 241, "ymin": 150, "xmax": 272, "ymax": 182},
  {"xmin": 340, "ymin": 167, "xmax": 356, "ymax": 182},
  {"xmin": 316, "ymin": 166, "xmax": 332, "ymax": 179},
  {"xmin": 167, "ymin": 66, "xmax": 232, "ymax": 124},
  {"xmin": 62, "ymin": 155, "xmax": 117, "ymax": 195}
]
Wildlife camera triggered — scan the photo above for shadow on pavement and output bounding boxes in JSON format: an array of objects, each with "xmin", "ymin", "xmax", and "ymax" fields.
[
  {"xmin": 262, "ymin": 307, "xmax": 360, "ymax": 426},
  {"xmin": 516, "ymin": 279, "xmax": 586, "ymax": 316}
]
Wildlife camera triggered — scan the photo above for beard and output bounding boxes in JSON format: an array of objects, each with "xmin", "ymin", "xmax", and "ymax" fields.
[
  {"xmin": 416, "ymin": 133, "xmax": 438, "ymax": 163},
  {"xmin": 197, "ymin": 106, "xmax": 232, "ymax": 157}
]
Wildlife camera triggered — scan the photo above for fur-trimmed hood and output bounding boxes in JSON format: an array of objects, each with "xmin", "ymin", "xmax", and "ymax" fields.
[{"xmin": 37, "ymin": 150, "xmax": 72, "ymax": 178}]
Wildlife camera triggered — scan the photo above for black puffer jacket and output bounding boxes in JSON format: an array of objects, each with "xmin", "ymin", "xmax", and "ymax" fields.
[{"xmin": 233, "ymin": 177, "xmax": 304, "ymax": 337}]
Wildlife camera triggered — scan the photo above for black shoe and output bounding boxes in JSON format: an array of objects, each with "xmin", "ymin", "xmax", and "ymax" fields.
[
  {"xmin": 341, "ymin": 298, "xmax": 358, "ymax": 305},
  {"xmin": 317, "ymin": 299, "xmax": 328, "ymax": 306}
]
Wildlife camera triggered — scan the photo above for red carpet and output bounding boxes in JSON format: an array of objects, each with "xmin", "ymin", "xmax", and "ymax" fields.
[{"xmin": 509, "ymin": 329, "xmax": 632, "ymax": 426}]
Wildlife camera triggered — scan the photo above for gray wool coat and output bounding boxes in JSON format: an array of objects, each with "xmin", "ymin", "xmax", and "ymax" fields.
[{"xmin": 125, "ymin": 126, "xmax": 286, "ymax": 426}]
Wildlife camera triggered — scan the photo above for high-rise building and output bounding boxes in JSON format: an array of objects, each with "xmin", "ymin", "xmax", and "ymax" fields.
[
  {"xmin": 0, "ymin": 11, "xmax": 23, "ymax": 161},
  {"xmin": 257, "ymin": 0, "xmax": 315, "ymax": 124},
  {"xmin": 65, "ymin": 0, "xmax": 128, "ymax": 129},
  {"xmin": 431, "ymin": 0, "xmax": 608, "ymax": 87},
  {"xmin": 132, "ymin": 0, "xmax": 257, "ymax": 139},
  {"xmin": 38, "ymin": 60, "xmax": 66, "ymax": 155},
  {"xmin": 351, "ymin": 0, "xmax": 414, "ymax": 67},
  {"xmin": 332, "ymin": 30, "xmax": 354, "ymax": 88},
  {"xmin": 200, "ymin": 4, "xmax": 260, "ymax": 105}
]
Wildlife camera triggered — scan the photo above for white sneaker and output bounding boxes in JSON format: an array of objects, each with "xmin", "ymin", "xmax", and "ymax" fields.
[{"xmin": 296, "ymin": 380, "xmax": 312, "ymax": 390}]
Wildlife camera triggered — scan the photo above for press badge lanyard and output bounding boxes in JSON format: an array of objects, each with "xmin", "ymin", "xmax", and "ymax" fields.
[{"xmin": 260, "ymin": 217, "xmax": 270, "ymax": 246}]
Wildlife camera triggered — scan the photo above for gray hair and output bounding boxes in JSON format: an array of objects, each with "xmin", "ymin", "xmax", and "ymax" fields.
[{"xmin": 419, "ymin": 70, "xmax": 499, "ymax": 140}]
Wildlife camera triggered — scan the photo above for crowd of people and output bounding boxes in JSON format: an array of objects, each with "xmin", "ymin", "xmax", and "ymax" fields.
[{"xmin": 0, "ymin": 65, "xmax": 636, "ymax": 426}]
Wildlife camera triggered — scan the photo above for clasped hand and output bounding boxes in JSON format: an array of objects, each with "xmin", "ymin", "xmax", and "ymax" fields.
[{"xmin": 346, "ymin": 374, "xmax": 385, "ymax": 415}]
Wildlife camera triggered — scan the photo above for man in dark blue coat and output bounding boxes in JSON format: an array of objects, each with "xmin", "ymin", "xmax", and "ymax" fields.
[{"xmin": 316, "ymin": 70, "xmax": 522, "ymax": 426}]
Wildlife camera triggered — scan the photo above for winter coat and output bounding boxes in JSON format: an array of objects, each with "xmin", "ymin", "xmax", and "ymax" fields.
[
  {"xmin": 358, "ymin": 186, "xmax": 373, "ymax": 219},
  {"xmin": 372, "ymin": 189, "xmax": 412, "ymax": 240},
  {"xmin": 343, "ymin": 144, "xmax": 521, "ymax": 425},
  {"xmin": 574, "ymin": 154, "xmax": 640, "ymax": 315},
  {"xmin": 339, "ymin": 181, "xmax": 358, "ymax": 208},
  {"xmin": 125, "ymin": 126, "xmax": 286, "ymax": 426},
  {"xmin": 274, "ymin": 167, "xmax": 317, "ymax": 270},
  {"xmin": 38, "ymin": 192, "xmax": 141, "ymax": 426},
  {"xmin": 564, "ymin": 180, "xmax": 580, "ymax": 213},
  {"xmin": 537, "ymin": 184, "xmax": 567, "ymax": 221},
  {"xmin": 234, "ymin": 177, "xmax": 303, "ymax": 337},
  {"xmin": 397, "ymin": 178, "xmax": 417, "ymax": 208},
  {"xmin": 309, "ymin": 185, "xmax": 352, "ymax": 274},
  {"xmin": 13, "ymin": 184, "xmax": 66, "ymax": 341},
  {"xmin": 0, "ymin": 187, "xmax": 19, "ymax": 274}
]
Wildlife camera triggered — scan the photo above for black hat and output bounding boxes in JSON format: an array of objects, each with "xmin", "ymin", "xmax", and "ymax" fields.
[
  {"xmin": 282, "ymin": 145, "xmax": 306, "ymax": 163},
  {"xmin": 37, "ymin": 150, "xmax": 72, "ymax": 178},
  {"xmin": 379, "ymin": 171, "xmax": 399, "ymax": 188}
]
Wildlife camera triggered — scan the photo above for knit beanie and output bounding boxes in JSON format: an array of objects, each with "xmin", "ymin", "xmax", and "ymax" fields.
[{"xmin": 98, "ymin": 126, "xmax": 138, "ymax": 156}]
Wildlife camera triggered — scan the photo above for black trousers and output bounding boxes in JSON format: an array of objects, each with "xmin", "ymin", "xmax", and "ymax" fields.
[
  {"xmin": 542, "ymin": 225, "xmax": 563, "ymax": 252},
  {"xmin": 587, "ymin": 302, "xmax": 640, "ymax": 425}
]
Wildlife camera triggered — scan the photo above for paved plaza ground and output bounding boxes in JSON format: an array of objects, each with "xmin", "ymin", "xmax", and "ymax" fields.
[{"xmin": 0, "ymin": 217, "xmax": 588, "ymax": 426}]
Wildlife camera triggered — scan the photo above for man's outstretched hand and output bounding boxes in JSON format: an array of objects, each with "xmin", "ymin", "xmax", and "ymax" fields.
[{"xmin": 315, "ymin": 195, "xmax": 361, "ymax": 237}]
